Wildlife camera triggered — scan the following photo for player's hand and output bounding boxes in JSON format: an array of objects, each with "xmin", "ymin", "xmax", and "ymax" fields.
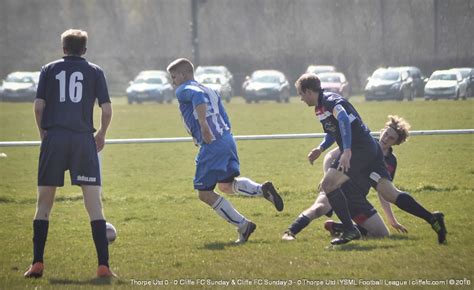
[
  {"xmin": 307, "ymin": 147, "xmax": 322, "ymax": 165},
  {"xmin": 337, "ymin": 149, "xmax": 352, "ymax": 172},
  {"xmin": 95, "ymin": 131, "xmax": 106, "ymax": 152},
  {"xmin": 390, "ymin": 220, "xmax": 408, "ymax": 233},
  {"xmin": 201, "ymin": 125, "xmax": 213, "ymax": 144}
]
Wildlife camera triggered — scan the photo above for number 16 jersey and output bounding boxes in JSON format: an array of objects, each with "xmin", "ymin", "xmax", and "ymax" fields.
[{"xmin": 36, "ymin": 56, "xmax": 111, "ymax": 133}]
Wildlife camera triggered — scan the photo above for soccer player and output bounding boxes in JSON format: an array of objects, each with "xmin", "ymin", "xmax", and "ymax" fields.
[
  {"xmin": 282, "ymin": 115, "xmax": 410, "ymax": 241},
  {"xmin": 24, "ymin": 29, "xmax": 116, "ymax": 278},
  {"xmin": 294, "ymin": 73, "xmax": 447, "ymax": 245},
  {"xmin": 167, "ymin": 58, "xmax": 283, "ymax": 244}
]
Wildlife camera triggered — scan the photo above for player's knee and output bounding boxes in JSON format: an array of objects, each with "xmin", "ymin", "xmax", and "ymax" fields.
[
  {"xmin": 321, "ymin": 179, "xmax": 337, "ymax": 194},
  {"xmin": 217, "ymin": 182, "xmax": 233, "ymax": 194}
]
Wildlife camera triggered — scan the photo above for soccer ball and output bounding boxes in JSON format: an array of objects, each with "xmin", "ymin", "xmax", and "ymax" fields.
[{"xmin": 106, "ymin": 222, "xmax": 117, "ymax": 244}]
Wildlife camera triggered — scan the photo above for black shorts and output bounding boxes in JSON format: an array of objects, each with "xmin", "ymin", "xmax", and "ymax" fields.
[
  {"xmin": 38, "ymin": 128, "xmax": 101, "ymax": 186},
  {"xmin": 331, "ymin": 139, "xmax": 391, "ymax": 190},
  {"xmin": 341, "ymin": 180, "xmax": 377, "ymax": 225}
]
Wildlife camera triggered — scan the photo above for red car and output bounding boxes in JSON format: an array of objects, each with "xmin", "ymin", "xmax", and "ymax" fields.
[{"xmin": 318, "ymin": 72, "xmax": 350, "ymax": 98}]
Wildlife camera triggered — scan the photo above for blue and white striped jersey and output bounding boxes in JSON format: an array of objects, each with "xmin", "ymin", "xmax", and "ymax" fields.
[{"xmin": 176, "ymin": 80, "xmax": 231, "ymax": 146}]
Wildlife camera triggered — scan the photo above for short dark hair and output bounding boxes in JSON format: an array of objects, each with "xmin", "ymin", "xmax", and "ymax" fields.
[
  {"xmin": 166, "ymin": 58, "xmax": 194, "ymax": 74},
  {"xmin": 61, "ymin": 29, "xmax": 87, "ymax": 56},
  {"xmin": 295, "ymin": 73, "xmax": 321, "ymax": 93}
]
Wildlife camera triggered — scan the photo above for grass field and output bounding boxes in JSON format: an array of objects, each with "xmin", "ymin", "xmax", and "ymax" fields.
[{"xmin": 0, "ymin": 96, "xmax": 473, "ymax": 289}]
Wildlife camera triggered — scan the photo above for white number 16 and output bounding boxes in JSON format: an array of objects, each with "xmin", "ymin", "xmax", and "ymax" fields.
[{"xmin": 55, "ymin": 70, "xmax": 83, "ymax": 103}]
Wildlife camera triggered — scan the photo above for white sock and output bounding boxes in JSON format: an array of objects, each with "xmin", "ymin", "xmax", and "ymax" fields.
[
  {"xmin": 212, "ymin": 196, "xmax": 247, "ymax": 229},
  {"xmin": 232, "ymin": 177, "xmax": 262, "ymax": 197}
]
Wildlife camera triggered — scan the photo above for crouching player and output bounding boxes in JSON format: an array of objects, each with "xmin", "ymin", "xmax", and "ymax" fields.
[{"xmin": 282, "ymin": 116, "xmax": 414, "ymax": 240}]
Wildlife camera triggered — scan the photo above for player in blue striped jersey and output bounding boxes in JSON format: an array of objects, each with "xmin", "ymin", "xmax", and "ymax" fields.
[{"xmin": 167, "ymin": 58, "xmax": 283, "ymax": 244}]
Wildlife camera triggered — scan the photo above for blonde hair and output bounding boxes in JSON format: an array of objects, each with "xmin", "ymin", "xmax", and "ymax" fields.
[
  {"xmin": 166, "ymin": 58, "xmax": 194, "ymax": 74},
  {"xmin": 384, "ymin": 115, "xmax": 411, "ymax": 145},
  {"xmin": 61, "ymin": 29, "xmax": 87, "ymax": 56}
]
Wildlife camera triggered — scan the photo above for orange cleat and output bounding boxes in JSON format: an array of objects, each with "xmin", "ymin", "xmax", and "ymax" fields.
[
  {"xmin": 24, "ymin": 262, "xmax": 44, "ymax": 278},
  {"xmin": 97, "ymin": 265, "xmax": 117, "ymax": 278}
]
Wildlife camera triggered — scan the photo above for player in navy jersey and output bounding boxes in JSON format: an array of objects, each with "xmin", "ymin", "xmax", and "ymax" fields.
[
  {"xmin": 25, "ymin": 29, "xmax": 115, "ymax": 278},
  {"xmin": 295, "ymin": 73, "xmax": 446, "ymax": 245},
  {"xmin": 282, "ymin": 115, "xmax": 410, "ymax": 241},
  {"xmin": 167, "ymin": 58, "xmax": 283, "ymax": 244}
]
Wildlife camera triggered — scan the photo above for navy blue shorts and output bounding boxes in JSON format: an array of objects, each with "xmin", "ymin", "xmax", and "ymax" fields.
[
  {"xmin": 38, "ymin": 128, "xmax": 101, "ymax": 186},
  {"xmin": 330, "ymin": 138, "xmax": 390, "ymax": 190},
  {"xmin": 341, "ymin": 180, "xmax": 377, "ymax": 225}
]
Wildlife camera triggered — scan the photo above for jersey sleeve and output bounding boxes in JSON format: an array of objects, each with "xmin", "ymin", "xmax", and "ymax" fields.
[
  {"xmin": 35, "ymin": 66, "xmax": 48, "ymax": 100},
  {"xmin": 191, "ymin": 90, "xmax": 207, "ymax": 109},
  {"xmin": 96, "ymin": 69, "xmax": 111, "ymax": 105}
]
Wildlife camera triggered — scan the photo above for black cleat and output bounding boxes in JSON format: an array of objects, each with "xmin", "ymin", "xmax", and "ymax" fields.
[
  {"xmin": 262, "ymin": 181, "xmax": 284, "ymax": 212},
  {"xmin": 431, "ymin": 211, "xmax": 447, "ymax": 244},
  {"xmin": 330, "ymin": 226, "xmax": 361, "ymax": 245},
  {"xmin": 235, "ymin": 221, "xmax": 257, "ymax": 244}
]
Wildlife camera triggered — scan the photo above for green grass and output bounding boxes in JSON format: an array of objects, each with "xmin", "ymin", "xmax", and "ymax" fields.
[{"xmin": 1, "ymin": 96, "xmax": 473, "ymax": 289}]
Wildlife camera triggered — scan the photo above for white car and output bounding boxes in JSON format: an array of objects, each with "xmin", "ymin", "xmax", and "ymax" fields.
[
  {"xmin": 197, "ymin": 74, "xmax": 233, "ymax": 102},
  {"xmin": 0, "ymin": 71, "xmax": 40, "ymax": 102},
  {"xmin": 424, "ymin": 70, "xmax": 468, "ymax": 100}
]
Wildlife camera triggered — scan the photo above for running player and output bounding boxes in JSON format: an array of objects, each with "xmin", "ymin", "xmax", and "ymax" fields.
[
  {"xmin": 25, "ymin": 29, "xmax": 115, "ymax": 278},
  {"xmin": 167, "ymin": 58, "xmax": 283, "ymax": 244}
]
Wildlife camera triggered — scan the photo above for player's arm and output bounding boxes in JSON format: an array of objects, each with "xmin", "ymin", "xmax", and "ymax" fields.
[
  {"xmin": 95, "ymin": 102, "xmax": 112, "ymax": 153},
  {"xmin": 377, "ymin": 193, "xmax": 408, "ymax": 233},
  {"xmin": 307, "ymin": 134, "xmax": 335, "ymax": 165},
  {"xmin": 332, "ymin": 104, "xmax": 352, "ymax": 172},
  {"xmin": 195, "ymin": 103, "xmax": 212, "ymax": 144},
  {"xmin": 33, "ymin": 99, "xmax": 46, "ymax": 140}
]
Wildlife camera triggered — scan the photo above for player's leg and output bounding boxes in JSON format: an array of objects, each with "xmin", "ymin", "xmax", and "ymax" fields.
[
  {"xmin": 375, "ymin": 178, "xmax": 446, "ymax": 244},
  {"xmin": 199, "ymin": 189, "xmax": 256, "ymax": 244},
  {"xmin": 26, "ymin": 129, "xmax": 65, "ymax": 278},
  {"xmin": 321, "ymin": 168, "xmax": 361, "ymax": 244},
  {"xmin": 282, "ymin": 192, "xmax": 332, "ymax": 240},
  {"xmin": 25, "ymin": 186, "xmax": 56, "ymax": 278},
  {"xmin": 217, "ymin": 138, "xmax": 283, "ymax": 211},
  {"xmin": 71, "ymin": 132, "xmax": 116, "ymax": 277},
  {"xmin": 358, "ymin": 213, "xmax": 390, "ymax": 238}
]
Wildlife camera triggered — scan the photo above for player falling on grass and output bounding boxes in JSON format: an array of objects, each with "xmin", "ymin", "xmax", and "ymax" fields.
[
  {"xmin": 25, "ymin": 29, "xmax": 116, "ymax": 278},
  {"xmin": 294, "ymin": 73, "xmax": 447, "ymax": 245},
  {"xmin": 167, "ymin": 58, "xmax": 283, "ymax": 244},
  {"xmin": 283, "ymin": 115, "xmax": 410, "ymax": 241}
]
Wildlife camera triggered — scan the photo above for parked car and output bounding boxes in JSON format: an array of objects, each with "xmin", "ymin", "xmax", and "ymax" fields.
[
  {"xmin": 198, "ymin": 74, "xmax": 233, "ymax": 102},
  {"xmin": 243, "ymin": 70, "xmax": 290, "ymax": 103},
  {"xmin": 318, "ymin": 72, "xmax": 350, "ymax": 98},
  {"xmin": 424, "ymin": 70, "xmax": 468, "ymax": 100},
  {"xmin": 365, "ymin": 68, "xmax": 414, "ymax": 101},
  {"xmin": 451, "ymin": 67, "xmax": 473, "ymax": 98},
  {"xmin": 126, "ymin": 70, "xmax": 173, "ymax": 104},
  {"xmin": 390, "ymin": 66, "xmax": 425, "ymax": 98},
  {"xmin": 0, "ymin": 71, "xmax": 40, "ymax": 102},
  {"xmin": 306, "ymin": 65, "xmax": 336, "ymax": 75},
  {"xmin": 195, "ymin": 65, "xmax": 234, "ymax": 96}
]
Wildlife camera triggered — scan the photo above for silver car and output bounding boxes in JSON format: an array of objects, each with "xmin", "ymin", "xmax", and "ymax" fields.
[
  {"xmin": 424, "ymin": 70, "xmax": 468, "ymax": 100},
  {"xmin": 126, "ymin": 70, "xmax": 174, "ymax": 104},
  {"xmin": 0, "ymin": 71, "xmax": 40, "ymax": 102}
]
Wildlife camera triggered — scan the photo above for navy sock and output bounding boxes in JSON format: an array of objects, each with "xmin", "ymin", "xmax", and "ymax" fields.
[
  {"xmin": 395, "ymin": 193, "xmax": 434, "ymax": 224},
  {"xmin": 326, "ymin": 187, "xmax": 354, "ymax": 231},
  {"xmin": 32, "ymin": 220, "xmax": 49, "ymax": 264},
  {"xmin": 288, "ymin": 214, "xmax": 311, "ymax": 235},
  {"xmin": 91, "ymin": 220, "xmax": 109, "ymax": 267}
]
